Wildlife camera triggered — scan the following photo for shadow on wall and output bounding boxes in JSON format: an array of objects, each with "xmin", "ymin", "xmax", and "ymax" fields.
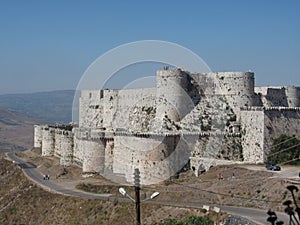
[{"xmin": 266, "ymin": 185, "xmax": 300, "ymax": 225}]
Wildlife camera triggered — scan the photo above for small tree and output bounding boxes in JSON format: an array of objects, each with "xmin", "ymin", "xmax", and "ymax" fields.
[
  {"xmin": 268, "ymin": 135, "xmax": 300, "ymax": 165},
  {"xmin": 267, "ymin": 185, "xmax": 300, "ymax": 225},
  {"xmin": 161, "ymin": 216, "xmax": 213, "ymax": 225},
  {"xmin": 183, "ymin": 216, "xmax": 213, "ymax": 225}
]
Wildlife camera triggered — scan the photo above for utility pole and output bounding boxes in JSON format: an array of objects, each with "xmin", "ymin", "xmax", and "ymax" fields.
[
  {"xmin": 119, "ymin": 171, "xmax": 159, "ymax": 225},
  {"xmin": 134, "ymin": 168, "xmax": 141, "ymax": 225}
]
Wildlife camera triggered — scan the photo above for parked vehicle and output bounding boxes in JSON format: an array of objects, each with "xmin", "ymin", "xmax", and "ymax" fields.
[{"xmin": 265, "ymin": 163, "xmax": 281, "ymax": 171}]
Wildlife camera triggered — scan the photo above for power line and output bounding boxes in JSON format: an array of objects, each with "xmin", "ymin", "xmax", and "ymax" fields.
[
  {"xmin": 268, "ymin": 143, "xmax": 300, "ymax": 157},
  {"xmin": 271, "ymin": 136, "xmax": 297, "ymax": 149},
  {"xmin": 280, "ymin": 157, "xmax": 300, "ymax": 165}
]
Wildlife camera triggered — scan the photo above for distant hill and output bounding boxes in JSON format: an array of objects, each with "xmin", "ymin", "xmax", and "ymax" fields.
[
  {"xmin": 0, "ymin": 90, "xmax": 74, "ymax": 123},
  {"xmin": 0, "ymin": 108, "xmax": 46, "ymax": 153}
]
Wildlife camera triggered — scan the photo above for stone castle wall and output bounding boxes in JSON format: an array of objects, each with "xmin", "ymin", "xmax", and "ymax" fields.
[
  {"xmin": 189, "ymin": 71, "xmax": 256, "ymax": 116},
  {"xmin": 285, "ymin": 86, "xmax": 300, "ymax": 107},
  {"xmin": 79, "ymin": 88, "xmax": 156, "ymax": 132},
  {"xmin": 113, "ymin": 134, "xmax": 189, "ymax": 185},
  {"xmin": 112, "ymin": 88, "xmax": 156, "ymax": 132},
  {"xmin": 34, "ymin": 125, "xmax": 43, "ymax": 148},
  {"xmin": 59, "ymin": 130, "xmax": 73, "ymax": 166},
  {"xmin": 156, "ymin": 69, "xmax": 196, "ymax": 124},
  {"xmin": 41, "ymin": 126, "xmax": 55, "ymax": 156},
  {"xmin": 82, "ymin": 139, "xmax": 105, "ymax": 173},
  {"xmin": 73, "ymin": 128, "xmax": 85, "ymax": 167},
  {"xmin": 255, "ymin": 86, "xmax": 300, "ymax": 107},
  {"xmin": 240, "ymin": 107, "xmax": 300, "ymax": 163},
  {"xmin": 35, "ymin": 68, "xmax": 300, "ymax": 184},
  {"xmin": 38, "ymin": 125, "xmax": 74, "ymax": 165},
  {"xmin": 240, "ymin": 109, "xmax": 265, "ymax": 163},
  {"xmin": 79, "ymin": 90, "xmax": 104, "ymax": 128}
]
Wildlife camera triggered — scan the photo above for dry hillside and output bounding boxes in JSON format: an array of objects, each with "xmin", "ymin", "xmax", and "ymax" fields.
[
  {"xmin": 0, "ymin": 156, "xmax": 225, "ymax": 225},
  {"xmin": 0, "ymin": 108, "xmax": 45, "ymax": 152}
]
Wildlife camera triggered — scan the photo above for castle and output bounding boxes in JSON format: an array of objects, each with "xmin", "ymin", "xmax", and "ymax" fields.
[{"xmin": 34, "ymin": 68, "xmax": 300, "ymax": 185}]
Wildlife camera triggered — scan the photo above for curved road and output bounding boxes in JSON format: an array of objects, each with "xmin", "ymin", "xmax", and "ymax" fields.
[{"xmin": 6, "ymin": 152, "xmax": 289, "ymax": 224}]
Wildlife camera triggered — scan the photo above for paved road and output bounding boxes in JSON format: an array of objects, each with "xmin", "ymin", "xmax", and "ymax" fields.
[
  {"xmin": 7, "ymin": 152, "xmax": 112, "ymax": 200},
  {"xmin": 6, "ymin": 152, "xmax": 290, "ymax": 224}
]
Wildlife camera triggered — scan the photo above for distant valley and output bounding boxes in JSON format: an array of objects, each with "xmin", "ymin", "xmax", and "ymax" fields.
[
  {"xmin": 0, "ymin": 90, "xmax": 74, "ymax": 124},
  {"xmin": 0, "ymin": 108, "xmax": 46, "ymax": 153},
  {"xmin": 0, "ymin": 90, "xmax": 75, "ymax": 153}
]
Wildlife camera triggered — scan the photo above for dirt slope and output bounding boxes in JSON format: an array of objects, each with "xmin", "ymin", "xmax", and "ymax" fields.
[
  {"xmin": 0, "ymin": 108, "xmax": 45, "ymax": 152},
  {"xmin": 0, "ymin": 156, "xmax": 224, "ymax": 225}
]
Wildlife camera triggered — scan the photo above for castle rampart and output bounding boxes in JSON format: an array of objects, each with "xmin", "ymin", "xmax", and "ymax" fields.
[
  {"xmin": 59, "ymin": 130, "xmax": 74, "ymax": 166},
  {"xmin": 285, "ymin": 86, "xmax": 300, "ymax": 107},
  {"xmin": 82, "ymin": 139, "xmax": 105, "ymax": 174},
  {"xmin": 255, "ymin": 86, "xmax": 300, "ymax": 107},
  {"xmin": 41, "ymin": 126, "xmax": 55, "ymax": 156},
  {"xmin": 34, "ymin": 125, "xmax": 43, "ymax": 148},
  {"xmin": 156, "ymin": 69, "xmax": 195, "ymax": 123},
  {"xmin": 215, "ymin": 72, "xmax": 256, "ymax": 122},
  {"xmin": 35, "ymin": 68, "xmax": 300, "ymax": 184}
]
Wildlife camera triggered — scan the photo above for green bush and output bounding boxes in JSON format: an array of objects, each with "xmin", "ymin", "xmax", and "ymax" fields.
[
  {"xmin": 268, "ymin": 135, "xmax": 300, "ymax": 165},
  {"xmin": 161, "ymin": 216, "xmax": 213, "ymax": 225},
  {"xmin": 161, "ymin": 218, "xmax": 183, "ymax": 225}
]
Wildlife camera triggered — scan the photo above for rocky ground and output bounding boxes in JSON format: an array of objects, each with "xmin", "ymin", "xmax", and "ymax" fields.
[
  {"xmin": 1, "ymin": 148, "xmax": 299, "ymax": 224},
  {"xmin": 0, "ymin": 154, "xmax": 226, "ymax": 225},
  {"xmin": 19, "ymin": 148, "xmax": 300, "ymax": 212}
]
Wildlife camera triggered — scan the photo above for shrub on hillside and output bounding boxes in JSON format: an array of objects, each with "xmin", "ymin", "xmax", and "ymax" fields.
[
  {"xmin": 161, "ymin": 216, "xmax": 213, "ymax": 225},
  {"xmin": 268, "ymin": 135, "xmax": 300, "ymax": 165}
]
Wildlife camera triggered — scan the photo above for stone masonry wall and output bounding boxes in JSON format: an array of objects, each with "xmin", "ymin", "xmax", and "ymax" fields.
[
  {"xmin": 189, "ymin": 71, "xmax": 256, "ymax": 119},
  {"xmin": 104, "ymin": 140, "xmax": 114, "ymax": 173},
  {"xmin": 285, "ymin": 86, "xmax": 300, "ymax": 107},
  {"xmin": 59, "ymin": 130, "xmax": 74, "ymax": 166},
  {"xmin": 41, "ymin": 126, "xmax": 55, "ymax": 156},
  {"xmin": 113, "ymin": 134, "xmax": 190, "ymax": 185},
  {"xmin": 34, "ymin": 125, "xmax": 43, "ymax": 148},
  {"xmin": 101, "ymin": 89, "xmax": 118, "ymax": 130},
  {"xmin": 255, "ymin": 87, "xmax": 288, "ymax": 107},
  {"xmin": 54, "ymin": 129, "xmax": 62, "ymax": 158},
  {"xmin": 79, "ymin": 90, "xmax": 103, "ymax": 128},
  {"xmin": 79, "ymin": 88, "xmax": 157, "ymax": 132},
  {"xmin": 255, "ymin": 86, "xmax": 300, "ymax": 107},
  {"xmin": 73, "ymin": 128, "xmax": 88, "ymax": 167},
  {"xmin": 240, "ymin": 108, "xmax": 300, "ymax": 163},
  {"xmin": 82, "ymin": 139, "xmax": 105, "ymax": 174},
  {"xmin": 112, "ymin": 88, "xmax": 156, "ymax": 131},
  {"xmin": 156, "ymin": 69, "xmax": 196, "ymax": 126},
  {"xmin": 240, "ymin": 110, "xmax": 265, "ymax": 163}
]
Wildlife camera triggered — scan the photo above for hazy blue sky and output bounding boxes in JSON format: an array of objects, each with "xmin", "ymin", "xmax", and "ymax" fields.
[{"xmin": 0, "ymin": 0, "xmax": 299, "ymax": 94}]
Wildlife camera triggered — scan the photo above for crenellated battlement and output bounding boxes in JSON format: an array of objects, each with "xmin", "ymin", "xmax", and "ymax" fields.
[{"xmin": 241, "ymin": 106, "xmax": 300, "ymax": 111}]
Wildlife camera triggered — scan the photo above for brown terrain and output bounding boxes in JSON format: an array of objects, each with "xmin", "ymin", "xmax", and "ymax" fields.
[
  {"xmin": 0, "ymin": 154, "xmax": 225, "ymax": 225},
  {"xmin": 0, "ymin": 108, "xmax": 45, "ymax": 152},
  {"xmin": 1, "ymin": 148, "xmax": 297, "ymax": 224},
  {"xmin": 16, "ymin": 149, "xmax": 300, "ymax": 213}
]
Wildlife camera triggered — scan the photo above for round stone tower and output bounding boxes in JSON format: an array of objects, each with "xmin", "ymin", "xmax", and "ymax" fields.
[
  {"xmin": 156, "ymin": 68, "xmax": 195, "ymax": 125},
  {"xmin": 54, "ymin": 129, "xmax": 62, "ymax": 158},
  {"xmin": 41, "ymin": 126, "xmax": 55, "ymax": 156},
  {"xmin": 285, "ymin": 86, "xmax": 300, "ymax": 107},
  {"xmin": 34, "ymin": 125, "xmax": 43, "ymax": 148},
  {"xmin": 60, "ymin": 130, "xmax": 74, "ymax": 166},
  {"xmin": 216, "ymin": 72, "xmax": 255, "ymax": 114},
  {"xmin": 82, "ymin": 139, "xmax": 105, "ymax": 174}
]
